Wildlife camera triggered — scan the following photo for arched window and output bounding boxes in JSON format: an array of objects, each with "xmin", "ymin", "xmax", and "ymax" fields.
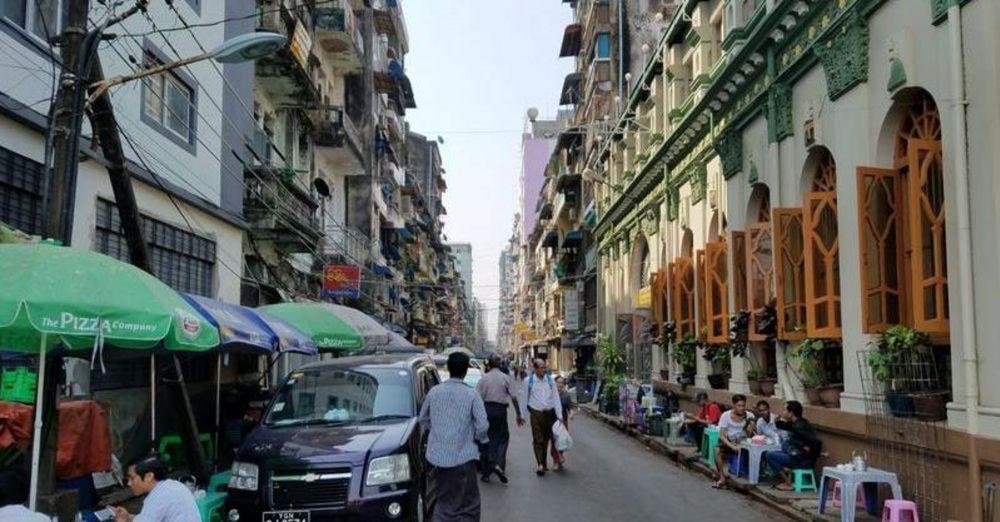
[
  {"xmin": 638, "ymin": 244, "xmax": 651, "ymax": 288},
  {"xmin": 858, "ymin": 91, "xmax": 948, "ymax": 336},
  {"xmin": 803, "ymin": 149, "xmax": 842, "ymax": 338},
  {"xmin": 746, "ymin": 185, "xmax": 773, "ymax": 341}
]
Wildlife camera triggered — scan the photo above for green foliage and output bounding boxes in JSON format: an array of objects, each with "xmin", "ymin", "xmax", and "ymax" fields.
[
  {"xmin": 597, "ymin": 334, "xmax": 625, "ymax": 379},
  {"xmin": 673, "ymin": 333, "xmax": 698, "ymax": 370},
  {"xmin": 866, "ymin": 325, "xmax": 929, "ymax": 384},
  {"xmin": 745, "ymin": 367, "xmax": 764, "ymax": 381},
  {"xmin": 790, "ymin": 338, "xmax": 830, "ymax": 388}
]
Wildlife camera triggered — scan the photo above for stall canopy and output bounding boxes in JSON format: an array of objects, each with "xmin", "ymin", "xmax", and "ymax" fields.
[
  {"xmin": 257, "ymin": 302, "xmax": 363, "ymax": 353},
  {"xmin": 318, "ymin": 303, "xmax": 394, "ymax": 348},
  {"xmin": 182, "ymin": 294, "xmax": 316, "ymax": 356}
]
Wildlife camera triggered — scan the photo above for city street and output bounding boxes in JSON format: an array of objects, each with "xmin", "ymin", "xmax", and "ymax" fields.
[{"xmin": 479, "ymin": 408, "xmax": 788, "ymax": 521}]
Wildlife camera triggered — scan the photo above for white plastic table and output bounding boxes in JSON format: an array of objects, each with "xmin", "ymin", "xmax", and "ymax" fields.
[
  {"xmin": 817, "ymin": 466, "xmax": 903, "ymax": 522},
  {"xmin": 664, "ymin": 416, "xmax": 686, "ymax": 446},
  {"xmin": 737, "ymin": 439, "xmax": 781, "ymax": 484}
]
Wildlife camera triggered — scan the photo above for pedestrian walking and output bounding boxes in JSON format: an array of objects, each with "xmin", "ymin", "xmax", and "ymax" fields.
[
  {"xmin": 519, "ymin": 358, "xmax": 563, "ymax": 476},
  {"xmin": 549, "ymin": 375, "xmax": 575, "ymax": 470},
  {"xmin": 476, "ymin": 354, "xmax": 524, "ymax": 484},
  {"xmin": 419, "ymin": 352, "xmax": 490, "ymax": 521}
]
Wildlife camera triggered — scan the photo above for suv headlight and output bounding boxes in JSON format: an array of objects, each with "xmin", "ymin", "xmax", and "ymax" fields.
[
  {"xmin": 229, "ymin": 462, "xmax": 259, "ymax": 491},
  {"xmin": 366, "ymin": 454, "xmax": 410, "ymax": 486}
]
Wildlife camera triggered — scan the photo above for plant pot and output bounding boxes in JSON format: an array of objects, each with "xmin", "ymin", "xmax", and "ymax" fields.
[
  {"xmin": 678, "ymin": 369, "xmax": 696, "ymax": 385},
  {"xmin": 659, "ymin": 369, "xmax": 670, "ymax": 381},
  {"xmin": 758, "ymin": 379, "xmax": 776, "ymax": 397},
  {"xmin": 804, "ymin": 387, "xmax": 822, "ymax": 406},
  {"xmin": 886, "ymin": 391, "xmax": 915, "ymax": 417},
  {"xmin": 707, "ymin": 373, "xmax": 729, "ymax": 390},
  {"xmin": 747, "ymin": 379, "xmax": 762, "ymax": 395},
  {"xmin": 818, "ymin": 385, "xmax": 843, "ymax": 409},
  {"xmin": 911, "ymin": 391, "xmax": 948, "ymax": 421}
]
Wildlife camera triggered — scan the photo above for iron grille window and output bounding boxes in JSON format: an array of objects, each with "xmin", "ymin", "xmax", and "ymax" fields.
[
  {"xmin": 0, "ymin": 146, "xmax": 44, "ymax": 235},
  {"xmin": 95, "ymin": 199, "xmax": 216, "ymax": 296}
]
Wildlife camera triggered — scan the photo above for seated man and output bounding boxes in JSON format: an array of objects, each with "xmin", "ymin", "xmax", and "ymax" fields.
[
  {"xmin": 764, "ymin": 400, "xmax": 822, "ymax": 491},
  {"xmin": 713, "ymin": 394, "xmax": 754, "ymax": 488},
  {"xmin": 752, "ymin": 399, "xmax": 780, "ymax": 444},
  {"xmin": 113, "ymin": 453, "xmax": 200, "ymax": 521},
  {"xmin": 682, "ymin": 392, "xmax": 721, "ymax": 445}
]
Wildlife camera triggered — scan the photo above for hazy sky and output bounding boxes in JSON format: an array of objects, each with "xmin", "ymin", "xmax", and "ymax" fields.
[{"xmin": 405, "ymin": 1, "xmax": 572, "ymax": 340}]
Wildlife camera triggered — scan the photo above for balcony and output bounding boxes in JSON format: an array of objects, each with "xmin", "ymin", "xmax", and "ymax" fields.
[
  {"xmin": 315, "ymin": 3, "xmax": 363, "ymax": 71},
  {"xmin": 245, "ymin": 166, "xmax": 322, "ymax": 249},
  {"xmin": 256, "ymin": 2, "xmax": 320, "ymax": 106},
  {"xmin": 312, "ymin": 107, "xmax": 363, "ymax": 156},
  {"xmin": 324, "ymin": 224, "xmax": 374, "ymax": 265}
]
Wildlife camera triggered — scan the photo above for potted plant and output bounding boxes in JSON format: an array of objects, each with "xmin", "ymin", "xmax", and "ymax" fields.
[
  {"xmin": 746, "ymin": 367, "xmax": 764, "ymax": 395},
  {"xmin": 787, "ymin": 338, "xmax": 845, "ymax": 407},
  {"xmin": 703, "ymin": 344, "xmax": 730, "ymax": 389},
  {"xmin": 867, "ymin": 326, "xmax": 939, "ymax": 418},
  {"xmin": 673, "ymin": 333, "xmax": 698, "ymax": 385},
  {"xmin": 597, "ymin": 335, "xmax": 625, "ymax": 415}
]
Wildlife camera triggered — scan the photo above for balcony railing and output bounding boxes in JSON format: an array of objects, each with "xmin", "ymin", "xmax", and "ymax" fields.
[
  {"xmin": 315, "ymin": 3, "xmax": 364, "ymax": 69},
  {"xmin": 324, "ymin": 224, "xmax": 374, "ymax": 265},
  {"xmin": 245, "ymin": 166, "xmax": 321, "ymax": 247},
  {"xmin": 312, "ymin": 107, "xmax": 362, "ymax": 154}
]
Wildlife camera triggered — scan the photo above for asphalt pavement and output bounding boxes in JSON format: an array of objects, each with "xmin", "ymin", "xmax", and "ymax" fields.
[{"xmin": 478, "ymin": 402, "xmax": 789, "ymax": 521}]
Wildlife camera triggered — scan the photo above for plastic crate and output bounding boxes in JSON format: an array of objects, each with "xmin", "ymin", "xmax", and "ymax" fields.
[{"xmin": 1, "ymin": 367, "xmax": 37, "ymax": 403}]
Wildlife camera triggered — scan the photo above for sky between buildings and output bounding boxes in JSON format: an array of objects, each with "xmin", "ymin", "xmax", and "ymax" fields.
[{"xmin": 405, "ymin": 1, "xmax": 573, "ymax": 341}]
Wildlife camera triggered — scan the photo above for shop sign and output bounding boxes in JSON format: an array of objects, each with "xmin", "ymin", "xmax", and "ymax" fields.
[
  {"xmin": 635, "ymin": 285, "xmax": 652, "ymax": 309},
  {"xmin": 323, "ymin": 265, "xmax": 361, "ymax": 298},
  {"xmin": 564, "ymin": 289, "xmax": 580, "ymax": 332}
]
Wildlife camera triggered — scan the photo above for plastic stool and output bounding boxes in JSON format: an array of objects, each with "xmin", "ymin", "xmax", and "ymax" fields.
[
  {"xmin": 832, "ymin": 479, "xmax": 867, "ymax": 508},
  {"xmin": 882, "ymin": 500, "xmax": 920, "ymax": 522},
  {"xmin": 792, "ymin": 469, "xmax": 817, "ymax": 492},
  {"xmin": 700, "ymin": 427, "xmax": 720, "ymax": 467},
  {"xmin": 728, "ymin": 451, "xmax": 749, "ymax": 477}
]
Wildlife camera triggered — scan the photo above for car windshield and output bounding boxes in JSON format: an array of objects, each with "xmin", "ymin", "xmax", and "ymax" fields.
[
  {"xmin": 437, "ymin": 368, "xmax": 482, "ymax": 388},
  {"xmin": 264, "ymin": 367, "xmax": 413, "ymax": 427}
]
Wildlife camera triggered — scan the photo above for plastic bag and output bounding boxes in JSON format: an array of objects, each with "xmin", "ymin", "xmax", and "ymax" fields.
[{"xmin": 552, "ymin": 420, "xmax": 573, "ymax": 452}]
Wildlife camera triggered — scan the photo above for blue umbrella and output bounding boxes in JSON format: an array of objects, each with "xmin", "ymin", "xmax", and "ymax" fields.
[{"xmin": 181, "ymin": 294, "xmax": 317, "ymax": 454}]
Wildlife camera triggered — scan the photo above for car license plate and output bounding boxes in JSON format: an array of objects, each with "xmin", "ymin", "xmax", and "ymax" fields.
[{"xmin": 262, "ymin": 511, "xmax": 310, "ymax": 522}]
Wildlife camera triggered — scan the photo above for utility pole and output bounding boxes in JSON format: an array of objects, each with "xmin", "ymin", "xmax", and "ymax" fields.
[{"xmin": 35, "ymin": 2, "xmax": 90, "ymax": 514}]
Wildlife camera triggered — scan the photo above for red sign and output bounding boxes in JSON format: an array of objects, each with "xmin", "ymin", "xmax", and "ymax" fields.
[{"xmin": 323, "ymin": 265, "xmax": 361, "ymax": 298}]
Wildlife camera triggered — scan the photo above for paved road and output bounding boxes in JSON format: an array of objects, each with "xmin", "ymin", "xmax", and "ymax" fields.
[{"xmin": 479, "ymin": 407, "xmax": 788, "ymax": 521}]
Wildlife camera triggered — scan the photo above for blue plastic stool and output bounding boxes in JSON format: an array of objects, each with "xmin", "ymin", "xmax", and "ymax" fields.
[{"xmin": 729, "ymin": 449, "xmax": 749, "ymax": 477}]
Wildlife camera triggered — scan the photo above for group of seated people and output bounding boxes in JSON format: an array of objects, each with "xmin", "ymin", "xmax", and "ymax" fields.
[{"xmin": 682, "ymin": 392, "xmax": 821, "ymax": 490}]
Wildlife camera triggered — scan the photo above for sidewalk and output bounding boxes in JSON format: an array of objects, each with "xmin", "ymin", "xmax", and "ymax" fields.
[{"xmin": 579, "ymin": 404, "xmax": 880, "ymax": 522}]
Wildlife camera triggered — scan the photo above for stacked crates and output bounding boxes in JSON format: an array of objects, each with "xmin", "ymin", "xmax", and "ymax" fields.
[{"xmin": 1, "ymin": 367, "xmax": 38, "ymax": 403}]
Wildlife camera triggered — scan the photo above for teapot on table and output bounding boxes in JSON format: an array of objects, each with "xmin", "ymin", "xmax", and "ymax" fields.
[{"xmin": 851, "ymin": 450, "xmax": 868, "ymax": 472}]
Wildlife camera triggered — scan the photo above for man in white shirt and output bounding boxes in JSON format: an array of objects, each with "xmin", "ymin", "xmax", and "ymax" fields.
[
  {"xmin": 751, "ymin": 399, "xmax": 780, "ymax": 443},
  {"xmin": 113, "ymin": 454, "xmax": 200, "ymax": 522},
  {"xmin": 714, "ymin": 394, "xmax": 754, "ymax": 489},
  {"xmin": 519, "ymin": 358, "xmax": 563, "ymax": 476}
]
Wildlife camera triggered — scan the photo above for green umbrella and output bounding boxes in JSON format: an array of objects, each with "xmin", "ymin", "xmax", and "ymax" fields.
[
  {"xmin": 258, "ymin": 302, "xmax": 364, "ymax": 353},
  {"xmin": 0, "ymin": 243, "xmax": 220, "ymax": 509}
]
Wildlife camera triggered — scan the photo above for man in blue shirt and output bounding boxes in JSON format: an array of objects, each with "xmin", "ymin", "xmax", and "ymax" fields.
[{"xmin": 419, "ymin": 352, "xmax": 489, "ymax": 521}]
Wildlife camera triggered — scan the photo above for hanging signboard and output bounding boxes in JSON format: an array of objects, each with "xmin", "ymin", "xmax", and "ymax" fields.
[
  {"xmin": 564, "ymin": 288, "xmax": 580, "ymax": 332},
  {"xmin": 323, "ymin": 265, "xmax": 361, "ymax": 298},
  {"xmin": 635, "ymin": 285, "xmax": 652, "ymax": 309}
]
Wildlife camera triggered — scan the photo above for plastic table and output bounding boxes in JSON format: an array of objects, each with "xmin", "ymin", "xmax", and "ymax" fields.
[
  {"xmin": 664, "ymin": 416, "xmax": 686, "ymax": 446},
  {"xmin": 817, "ymin": 466, "xmax": 903, "ymax": 522},
  {"xmin": 737, "ymin": 439, "xmax": 781, "ymax": 484}
]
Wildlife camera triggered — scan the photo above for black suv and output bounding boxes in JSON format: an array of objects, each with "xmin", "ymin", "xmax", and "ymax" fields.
[{"xmin": 224, "ymin": 354, "xmax": 439, "ymax": 522}]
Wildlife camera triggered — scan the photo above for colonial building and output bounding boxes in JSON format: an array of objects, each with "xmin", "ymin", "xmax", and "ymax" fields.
[{"xmin": 591, "ymin": 0, "xmax": 1000, "ymax": 518}]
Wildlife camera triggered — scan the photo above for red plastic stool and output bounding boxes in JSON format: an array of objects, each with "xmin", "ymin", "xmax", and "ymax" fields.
[
  {"xmin": 882, "ymin": 499, "xmax": 919, "ymax": 522},
  {"xmin": 832, "ymin": 479, "xmax": 867, "ymax": 508}
]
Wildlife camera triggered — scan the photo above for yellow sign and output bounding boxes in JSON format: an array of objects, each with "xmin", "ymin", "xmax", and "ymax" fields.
[
  {"xmin": 290, "ymin": 21, "xmax": 312, "ymax": 71},
  {"xmin": 513, "ymin": 322, "xmax": 529, "ymax": 333},
  {"xmin": 635, "ymin": 286, "xmax": 652, "ymax": 309}
]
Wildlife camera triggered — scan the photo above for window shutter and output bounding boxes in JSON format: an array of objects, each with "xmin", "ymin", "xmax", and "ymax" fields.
[
  {"xmin": 773, "ymin": 208, "xmax": 807, "ymax": 341},
  {"xmin": 705, "ymin": 241, "xmax": 729, "ymax": 344},
  {"xmin": 696, "ymin": 249, "xmax": 707, "ymax": 341},
  {"xmin": 856, "ymin": 166, "xmax": 904, "ymax": 333},
  {"xmin": 906, "ymin": 138, "xmax": 949, "ymax": 335},
  {"xmin": 730, "ymin": 230, "xmax": 748, "ymax": 313},
  {"xmin": 746, "ymin": 222, "xmax": 774, "ymax": 341},
  {"xmin": 672, "ymin": 257, "xmax": 695, "ymax": 339},
  {"xmin": 804, "ymin": 189, "xmax": 842, "ymax": 338},
  {"xmin": 652, "ymin": 269, "xmax": 667, "ymax": 325}
]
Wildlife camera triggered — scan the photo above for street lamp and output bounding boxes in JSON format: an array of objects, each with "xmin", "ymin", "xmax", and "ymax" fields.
[{"xmin": 87, "ymin": 32, "xmax": 286, "ymax": 106}]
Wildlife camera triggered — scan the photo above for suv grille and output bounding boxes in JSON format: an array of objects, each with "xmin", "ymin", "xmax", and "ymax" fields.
[{"xmin": 270, "ymin": 468, "xmax": 352, "ymax": 509}]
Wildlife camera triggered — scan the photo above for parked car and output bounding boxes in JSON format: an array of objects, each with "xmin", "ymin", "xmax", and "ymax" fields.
[
  {"xmin": 435, "ymin": 367, "xmax": 483, "ymax": 388},
  {"xmin": 224, "ymin": 353, "xmax": 439, "ymax": 522}
]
